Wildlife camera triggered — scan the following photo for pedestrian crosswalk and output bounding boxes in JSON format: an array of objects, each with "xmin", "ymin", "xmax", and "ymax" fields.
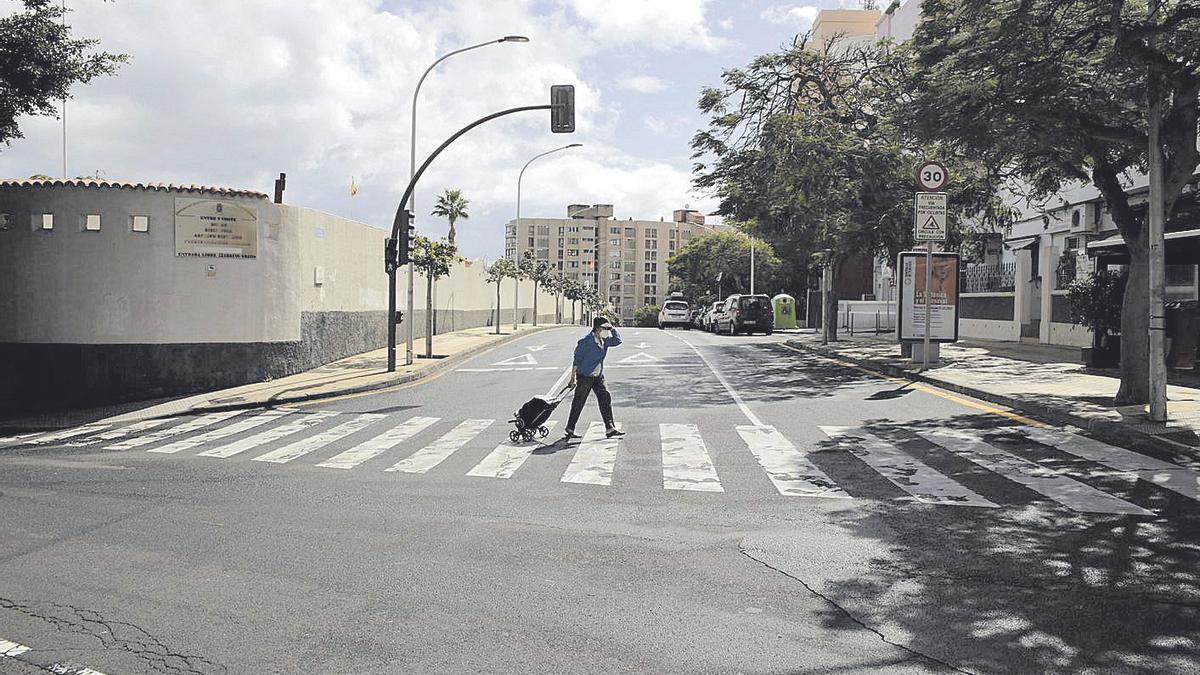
[{"xmin": 6, "ymin": 409, "xmax": 1200, "ymax": 516}]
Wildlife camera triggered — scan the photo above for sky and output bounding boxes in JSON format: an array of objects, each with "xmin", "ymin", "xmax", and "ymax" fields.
[{"xmin": 0, "ymin": 0, "xmax": 871, "ymax": 260}]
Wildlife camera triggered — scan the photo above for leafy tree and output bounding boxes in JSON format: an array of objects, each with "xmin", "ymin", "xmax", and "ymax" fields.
[
  {"xmin": 1, "ymin": 0, "xmax": 127, "ymax": 148},
  {"xmin": 692, "ymin": 38, "xmax": 1005, "ymax": 342},
  {"xmin": 410, "ymin": 235, "xmax": 458, "ymax": 357},
  {"xmin": 1067, "ymin": 270, "xmax": 1127, "ymax": 348},
  {"xmin": 430, "ymin": 188, "xmax": 470, "ymax": 246},
  {"xmin": 520, "ymin": 251, "xmax": 553, "ymax": 327},
  {"xmin": 485, "ymin": 257, "xmax": 517, "ymax": 335},
  {"xmin": 899, "ymin": 0, "xmax": 1200, "ymax": 404},
  {"xmin": 634, "ymin": 304, "xmax": 660, "ymax": 327},
  {"xmin": 667, "ymin": 230, "xmax": 781, "ymax": 305}
]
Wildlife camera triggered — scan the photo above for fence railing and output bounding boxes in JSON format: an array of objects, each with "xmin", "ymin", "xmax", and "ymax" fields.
[{"xmin": 960, "ymin": 262, "xmax": 1016, "ymax": 294}]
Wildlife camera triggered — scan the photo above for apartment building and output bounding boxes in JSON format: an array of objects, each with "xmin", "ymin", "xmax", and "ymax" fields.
[{"xmin": 505, "ymin": 204, "xmax": 719, "ymax": 322}]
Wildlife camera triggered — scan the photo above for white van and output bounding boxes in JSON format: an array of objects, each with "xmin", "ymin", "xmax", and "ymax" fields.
[{"xmin": 658, "ymin": 299, "xmax": 691, "ymax": 329}]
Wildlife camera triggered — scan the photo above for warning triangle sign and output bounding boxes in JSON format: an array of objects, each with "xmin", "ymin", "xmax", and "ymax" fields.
[
  {"xmin": 493, "ymin": 353, "xmax": 537, "ymax": 366},
  {"xmin": 921, "ymin": 216, "xmax": 941, "ymax": 230},
  {"xmin": 618, "ymin": 352, "xmax": 661, "ymax": 364}
]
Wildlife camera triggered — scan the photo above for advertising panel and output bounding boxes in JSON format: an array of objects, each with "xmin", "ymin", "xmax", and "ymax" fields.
[
  {"xmin": 175, "ymin": 198, "xmax": 259, "ymax": 259},
  {"xmin": 897, "ymin": 251, "xmax": 960, "ymax": 342}
]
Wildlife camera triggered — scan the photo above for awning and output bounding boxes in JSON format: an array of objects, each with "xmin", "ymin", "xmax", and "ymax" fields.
[
  {"xmin": 1087, "ymin": 228, "xmax": 1200, "ymax": 265},
  {"xmin": 1005, "ymin": 236, "xmax": 1038, "ymax": 250}
]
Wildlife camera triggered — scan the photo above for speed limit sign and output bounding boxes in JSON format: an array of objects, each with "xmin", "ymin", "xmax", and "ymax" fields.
[{"xmin": 915, "ymin": 160, "xmax": 948, "ymax": 192}]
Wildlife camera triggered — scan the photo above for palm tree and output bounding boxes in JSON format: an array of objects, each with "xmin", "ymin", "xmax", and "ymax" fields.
[{"xmin": 430, "ymin": 189, "xmax": 470, "ymax": 246}]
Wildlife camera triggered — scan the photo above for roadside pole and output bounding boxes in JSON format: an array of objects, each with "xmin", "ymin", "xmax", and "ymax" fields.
[
  {"xmin": 1148, "ymin": 0, "xmax": 1168, "ymax": 422},
  {"xmin": 914, "ymin": 160, "xmax": 949, "ymax": 370},
  {"xmin": 924, "ymin": 240, "xmax": 933, "ymax": 370}
]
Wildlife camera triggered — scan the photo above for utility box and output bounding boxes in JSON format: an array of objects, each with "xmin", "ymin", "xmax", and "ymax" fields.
[{"xmin": 773, "ymin": 293, "xmax": 797, "ymax": 330}]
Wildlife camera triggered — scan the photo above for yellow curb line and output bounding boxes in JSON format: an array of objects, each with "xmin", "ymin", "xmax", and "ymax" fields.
[
  {"xmin": 778, "ymin": 344, "xmax": 1047, "ymax": 428},
  {"xmin": 291, "ymin": 327, "xmax": 569, "ymax": 407}
]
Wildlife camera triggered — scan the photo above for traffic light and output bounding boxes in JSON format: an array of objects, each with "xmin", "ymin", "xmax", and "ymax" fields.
[
  {"xmin": 551, "ymin": 84, "xmax": 574, "ymax": 133},
  {"xmin": 397, "ymin": 212, "xmax": 415, "ymax": 266},
  {"xmin": 384, "ymin": 237, "xmax": 397, "ymax": 273}
]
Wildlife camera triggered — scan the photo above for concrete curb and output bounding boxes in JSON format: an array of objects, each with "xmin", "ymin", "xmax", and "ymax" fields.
[{"xmin": 785, "ymin": 339, "xmax": 1188, "ymax": 450}]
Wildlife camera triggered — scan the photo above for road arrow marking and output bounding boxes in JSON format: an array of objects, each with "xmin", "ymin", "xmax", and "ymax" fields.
[
  {"xmin": 493, "ymin": 353, "xmax": 537, "ymax": 366},
  {"xmin": 634, "ymin": 342, "xmax": 651, "ymax": 349},
  {"xmin": 526, "ymin": 344, "xmax": 549, "ymax": 352},
  {"xmin": 617, "ymin": 351, "xmax": 661, "ymax": 364}
]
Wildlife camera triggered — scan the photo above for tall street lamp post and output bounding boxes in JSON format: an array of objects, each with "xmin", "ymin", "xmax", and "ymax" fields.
[
  {"xmin": 404, "ymin": 35, "xmax": 528, "ymax": 368},
  {"xmin": 513, "ymin": 143, "xmax": 583, "ymax": 330}
]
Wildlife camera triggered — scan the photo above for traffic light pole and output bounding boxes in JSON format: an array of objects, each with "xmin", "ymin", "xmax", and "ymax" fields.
[{"xmin": 386, "ymin": 103, "xmax": 557, "ymax": 372}]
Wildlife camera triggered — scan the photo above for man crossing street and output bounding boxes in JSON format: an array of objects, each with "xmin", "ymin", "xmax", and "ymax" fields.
[{"xmin": 565, "ymin": 317, "xmax": 625, "ymax": 440}]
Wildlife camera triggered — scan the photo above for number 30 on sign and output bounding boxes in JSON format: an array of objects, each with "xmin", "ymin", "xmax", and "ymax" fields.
[{"xmin": 915, "ymin": 160, "xmax": 948, "ymax": 192}]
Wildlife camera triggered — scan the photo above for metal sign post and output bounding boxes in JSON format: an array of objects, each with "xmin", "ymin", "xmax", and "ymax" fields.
[{"xmin": 913, "ymin": 161, "xmax": 949, "ymax": 371}]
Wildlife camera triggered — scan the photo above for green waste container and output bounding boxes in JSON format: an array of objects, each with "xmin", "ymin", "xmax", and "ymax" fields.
[{"xmin": 772, "ymin": 293, "xmax": 797, "ymax": 330}]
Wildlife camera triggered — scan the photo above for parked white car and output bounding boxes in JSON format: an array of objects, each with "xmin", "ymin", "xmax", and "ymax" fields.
[
  {"xmin": 703, "ymin": 302, "xmax": 723, "ymax": 332},
  {"xmin": 658, "ymin": 299, "xmax": 691, "ymax": 329}
]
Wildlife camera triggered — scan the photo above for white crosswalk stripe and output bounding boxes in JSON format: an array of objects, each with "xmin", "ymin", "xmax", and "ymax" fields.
[
  {"xmin": 148, "ymin": 410, "xmax": 291, "ymax": 454},
  {"xmin": 660, "ymin": 423, "xmax": 722, "ymax": 492},
  {"xmin": 105, "ymin": 411, "xmax": 243, "ymax": 450},
  {"xmin": 919, "ymin": 428, "xmax": 1153, "ymax": 515},
  {"xmin": 319, "ymin": 416, "xmax": 442, "ymax": 470},
  {"xmin": 198, "ymin": 411, "xmax": 340, "ymax": 458},
  {"xmin": 252, "ymin": 413, "xmax": 387, "ymax": 464},
  {"xmin": 823, "ymin": 426, "xmax": 998, "ymax": 508},
  {"xmin": 91, "ymin": 418, "xmax": 172, "ymax": 442},
  {"xmin": 23, "ymin": 423, "xmax": 111, "ymax": 445},
  {"xmin": 383, "ymin": 418, "xmax": 488, "ymax": 474},
  {"xmin": 737, "ymin": 425, "xmax": 849, "ymax": 498},
  {"xmin": 467, "ymin": 421, "xmax": 558, "ymax": 479},
  {"xmin": 561, "ymin": 422, "xmax": 621, "ymax": 486}
]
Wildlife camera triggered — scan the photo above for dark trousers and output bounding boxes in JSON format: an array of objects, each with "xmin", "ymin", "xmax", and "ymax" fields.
[{"xmin": 566, "ymin": 374, "xmax": 614, "ymax": 432}]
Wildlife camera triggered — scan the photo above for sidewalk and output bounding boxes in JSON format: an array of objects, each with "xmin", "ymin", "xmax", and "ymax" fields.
[
  {"xmin": 787, "ymin": 331, "xmax": 1200, "ymax": 450},
  {"xmin": 1, "ymin": 323, "xmax": 569, "ymax": 432}
]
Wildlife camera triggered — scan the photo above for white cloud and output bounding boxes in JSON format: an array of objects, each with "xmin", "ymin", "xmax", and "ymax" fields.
[
  {"xmin": 563, "ymin": 0, "xmax": 729, "ymax": 52},
  {"xmin": 618, "ymin": 75, "xmax": 668, "ymax": 94},
  {"xmin": 761, "ymin": 5, "xmax": 821, "ymax": 27}
]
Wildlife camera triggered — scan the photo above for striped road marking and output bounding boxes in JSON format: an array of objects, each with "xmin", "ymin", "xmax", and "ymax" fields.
[
  {"xmin": 252, "ymin": 413, "xmax": 386, "ymax": 464},
  {"xmin": 561, "ymin": 422, "xmax": 621, "ymax": 486},
  {"xmin": 0, "ymin": 639, "xmax": 29, "ymax": 657},
  {"xmin": 467, "ymin": 421, "xmax": 558, "ymax": 479},
  {"xmin": 383, "ymin": 418, "xmax": 490, "ymax": 473},
  {"xmin": 1025, "ymin": 429, "xmax": 1200, "ymax": 501},
  {"xmin": 198, "ymin": 411, "xmax": 340, "ymax": 458},
  {"xmin": 90, "ymin": 418, "xmax": 172, "ymax": 442},
  {"xmin": 660, "ymin": 423, "xmax": 722, "ymax": 492},
  {"xmin": 105, "ymin": 411, "xmax": 243, "ymax": 450},
  {"xmin": 737, "ymin": 425, "xmax": 850, "ymax": 499},
  {"xmin": 922, "ymin": 429, "xmax": 1155, "ymax": 516},
  {"xmin": 822, "ymin": 427, "xmax": 997, "ymax": 507},
  {"xmin": 148, "ymin": 410, "xmax": 290, "ymax": 454},
  {"xmin": 318, "ymin": 416, "xmax": 442, "ymax": 470},
  {"xmin": 1, "ymin": 636, "xmax": 107, "ymax": 674},
  {"xmin": 23, "ymin": 423, "xmax": 111, "ymax": 445}
]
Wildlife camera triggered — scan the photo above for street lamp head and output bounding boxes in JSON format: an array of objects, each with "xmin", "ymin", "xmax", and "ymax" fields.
[
  {"xmin": 567, "ymin": 143, "xmax": 583, "ymax": 148},
  {"xmin": 501, "ymin": 35, "xmax": 531, "ymax": 42}
]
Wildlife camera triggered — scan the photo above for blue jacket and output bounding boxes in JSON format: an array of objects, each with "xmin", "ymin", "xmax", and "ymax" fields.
[{"xmin": 573, "ymin": 327, "xmax": 622, "ymax": 377}]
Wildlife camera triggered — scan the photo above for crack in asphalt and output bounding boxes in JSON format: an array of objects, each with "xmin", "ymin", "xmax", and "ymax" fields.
[
  {"xmin": 736, "ymin": 545, "xmax": 978, "ymax": 675},
  {"xmin": 0, "ymin": 597, "xmax": 226, "ymax": 675}
]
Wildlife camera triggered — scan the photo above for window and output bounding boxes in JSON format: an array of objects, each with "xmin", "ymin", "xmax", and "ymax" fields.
[
  {"xmin": 609, "ymin": 238, "xmax": 620, "ymax": 247},
  {"xmin": 567, "ymin": 248, "xmax": 579, "ymax": 256},
  {"xmin": 536, "ymin": 225, "xmax": 549, "ymax": 236},
  {"xmin": 610, "ymin": 261, "xmax": 621, "ymax": 270},
  {"xmin": 527, "ymin": 237, "xmax": 534, "ymax": 247},
  {"xmin": 1065, "ymin": 236, "xmax": 1080, "ymax": 251},
  {"xmin": 568, "ymin": 237, "xmax": 579, "ymax": 245},
  {"xmin": 624, "ymin": 227, "xmax": 635, "ymax": 237},
  {"xmin": 623, "ymin": 262, "xmax": 636, "ymax": 272},
  {"xmin": 624, "ymin": 273, "xmax": 636, "ymax": 284},
  {"xmin": 646, "ymin": 229, "xmax": 657, "ymax": 238},
  {"xmin": 644, "ymin": 263, "xmax": 654, "ymax": 272},
  {"xmin": 558, "ymin": 226, "xmax": 565, "ymax": 235},
  {"xmin": 646, "ymin": 297, "xmax": 657, "ymax": 306},
  {"xmin": 645, "ymin": 251, "xmax": 657, "ymax": 261},
  {"xmin": 669, "ymin": 242, "xmax": 676, "ymax": 252},
  {"xmin": 610, "ymin": 272, "xmax": 621, "ymax": 281},
  {"xmin": 38, "ymin": 213, "xmax": 54, "ymax": 230},
  {"xmin": 610, "ymin": 227, "xmax": 621, "ymax": 234},
  {"xmin": 644, "ymin": 286, "xmax": 657, "ymax": 296},
  {"xmin": 527, "ymin": 226, "xmax": 536, "ymax": 236},
  {"xmin": 567, "ymin": 226, "xmax": 579, "ymax": 233},
  {"xmin": 644, "ymin": 273, "xmax": 657, "ymax": 283},
  {"xmin": 84, "ymin": 214, "xmax": 101, "ymax": 231},
  {"xmin": 536, "ymin": 238, "xmax": 549, "ymax": 248},
  {"xmin": 645, "ymin": 240, "xmax": 657, "ymax": 249}
]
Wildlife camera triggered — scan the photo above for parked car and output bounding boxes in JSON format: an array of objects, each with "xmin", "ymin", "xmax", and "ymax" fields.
[
  {"xmin": 715, "ymin": 294, "xmax": 774, "ymax": 335},
  {"xmin": 703, "ymin": 302, "xmax": 723, "ymax": 332},
  {"xmin": 691, "ymin": 309, "xmax": 706, "ymax": 330},
  {"xmin": 658, "ymin": 299, "xmax": 691, "ymax": 329}
]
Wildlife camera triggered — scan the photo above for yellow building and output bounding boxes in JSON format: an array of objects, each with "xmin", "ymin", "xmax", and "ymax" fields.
[{"xmin": 809, "ymin": 8, "xmax": 882, "ymax": 52}]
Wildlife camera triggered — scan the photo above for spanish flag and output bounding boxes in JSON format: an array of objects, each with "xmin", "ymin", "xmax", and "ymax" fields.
[{"xmin": 350, "ymin": 176, "xmax": 358, "ymax": 197}]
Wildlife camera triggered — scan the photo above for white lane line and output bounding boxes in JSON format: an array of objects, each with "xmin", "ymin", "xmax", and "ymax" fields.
[
  {"xmin": 920, "ymin": 428, "xmax": 1154, "ymax": 516},
  {"xmin": 822, "ymin": 427, "xmax": 997, "ymax": 507},
  {"xmin": 198, "ymin": 411, "xmax": 340, "ymax": 458},
  {"xmin": 467, "ymin": 421, "xmax": 558, "ymax": 479},
  {"xmin": 663, "ymin": 332, "xmax": 763, "ymax": 426},
  {"xmin": 91, "ymin": 418, "xmax": 172, "ymax": 442},
  {"xmin": 1025, "ymin": 427, "xmax": 1200, "ymax": 501},
  {"xmin": 104, "ymin": 411, "xmax": 243, "ymax": 450},
  {"xmin": 545, "ymin": 366, "xmax": 574, "ymax": 398},
  {"xmin": 251, "ymin": 413, "xmax": 386, "ymax": 464},
  {"xmin": 148, "ymin": 410, "xmax": 291, "ymax": 454},
  {"xmin": 383, "ymin": 418, "xmax": 489, "ymax": 473},
  {"xmin": 0, "ymin": 636, "xmax": 108, "ymax": 674},
  {"xmin": 738, "ymin": 425, "xmax": 850, "ymax": 498},
  {"xmin": 320, "ymin": 416, "xmax": 442, "ymax": 470},
  {"xmin": 22, "ymin": 423, "xmax": 111, "ymax": 445},
  {"xmin": 660, "ymin": 423, "xmax": 722, "ymax": 492},
  {"xmin": 561, "ymin": 422, "xmax": 621, "ymax": 486},
  {"xmin": 0, "ymin": 638, "xmax": 30, "ymax": 657}
]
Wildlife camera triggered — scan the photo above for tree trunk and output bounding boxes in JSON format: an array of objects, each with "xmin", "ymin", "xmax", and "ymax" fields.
[
  {"xmin": 822, "ymin": 261, "xmax": 841, "ymax": 344},
  {"xmin": 533, "ymin": 281, "xmax": 539, "ymax": 326},
  {"xmin": 426, "ymin": 274, "xmax": 434, "ymax": 358},
  {"xmin": 495, "ymin": 281, "xmax": 501, "ymax": 335},
  {"xmin": 1116, "ymin": 233, "xmax": 1150, "ymax": 405}
]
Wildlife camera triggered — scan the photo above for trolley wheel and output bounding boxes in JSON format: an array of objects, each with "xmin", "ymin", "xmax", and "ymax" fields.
[
  {"xmin": 538, "ymin": 426, "xmax": 549, "ymax": 438},
  {"xmin": 509, "ymin": 430, "xmax": 521, "ymax": 443}
]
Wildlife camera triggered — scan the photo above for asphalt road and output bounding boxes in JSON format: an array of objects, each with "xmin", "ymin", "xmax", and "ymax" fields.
[{"xmin": 1, "ymin": 326, "xmax": 1198, "ymax": 674}]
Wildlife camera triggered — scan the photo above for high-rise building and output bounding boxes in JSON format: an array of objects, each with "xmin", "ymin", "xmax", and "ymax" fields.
[{"xmin": 504, "ymin": 204, "xmax": 722, "ymax": 322}]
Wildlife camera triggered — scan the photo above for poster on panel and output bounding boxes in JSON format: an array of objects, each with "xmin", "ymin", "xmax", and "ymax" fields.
[
  {"xmin": 174, "ymin": 198, "xmax": 259, "ymax": 259},
  {"xmin": 897, "ymin": 251, "xmax": 959, "ymax": 342}
]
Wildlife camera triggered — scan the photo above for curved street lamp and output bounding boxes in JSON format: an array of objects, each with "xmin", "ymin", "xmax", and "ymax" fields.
[
  {"xmin": 513, "ymin": 143, "xmax": 583, "ymax": 329},
  {"xmin": 403, "ymin": 34, "xmax": 529, "ymax": 366}
]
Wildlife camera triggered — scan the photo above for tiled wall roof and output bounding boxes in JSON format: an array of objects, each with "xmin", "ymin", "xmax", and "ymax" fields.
[{"xmin": 0, "ymin": 178, "xmax": 268, "ymax": 199}]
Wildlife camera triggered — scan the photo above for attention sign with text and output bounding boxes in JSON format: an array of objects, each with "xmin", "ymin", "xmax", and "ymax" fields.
[
  {"xmin": 897, "ymin": 251, "xmax": 960, "ymax": 342},
  {"xmin": 175, "ymin": 198, "xmax": 259, "ymax": 259}
]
